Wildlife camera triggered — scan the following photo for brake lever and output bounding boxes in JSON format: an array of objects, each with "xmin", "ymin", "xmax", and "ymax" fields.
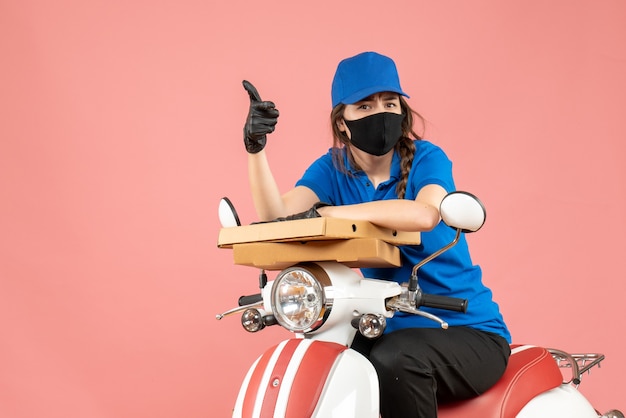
[
  {"xmin": 386, "ymin": 297, "xmax": 449, "ymax": 329},
  {"xmin": 216, "ymin": 300, "xmax": 263, "ymax": 320}
]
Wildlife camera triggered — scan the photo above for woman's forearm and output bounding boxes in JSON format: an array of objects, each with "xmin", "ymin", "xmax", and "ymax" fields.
[
  {"xmin": 318, "ymin": 199, "xmax": 440, "ymax": 232},
  {"xmin": 248, "ymin": 151, "xmax": 286, "ymax": 221}
]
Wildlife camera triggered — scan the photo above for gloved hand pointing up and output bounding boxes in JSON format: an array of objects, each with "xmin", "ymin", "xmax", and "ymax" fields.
[{"xmin": 242, "ymin": 80, "xmax": 279, "ymax": 154}]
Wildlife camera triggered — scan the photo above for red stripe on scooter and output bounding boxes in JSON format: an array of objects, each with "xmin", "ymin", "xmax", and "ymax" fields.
[
  {"xmin": 258, "ymin": 339, "xmax": 301, "ymax": 417},
  {"xmin": 241, "ymin": 342, "xmax": 278, "ymax": 418},
  {"xmin": 285, "ymin": 341, "xmax": 348, "ymax": 418}
]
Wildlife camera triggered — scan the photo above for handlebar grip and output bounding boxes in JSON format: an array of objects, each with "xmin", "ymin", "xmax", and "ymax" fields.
[
  {"xmin": 419, "ymin": 293, "xmax": 468, "ymax": 313},
  {"xmin": 238, "ymin": 294, "xmax": 263, "ymax": 306}
]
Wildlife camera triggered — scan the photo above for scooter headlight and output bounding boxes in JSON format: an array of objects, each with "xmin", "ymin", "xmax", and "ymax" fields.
[{"xmin": 271, "ymin": 264, "xmax": 332, "ymax": 333}]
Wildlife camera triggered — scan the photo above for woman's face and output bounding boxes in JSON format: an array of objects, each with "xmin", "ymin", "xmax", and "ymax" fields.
[{"xmin": 338, "ymin": 92, "xmax": 402, "ymax": 137}]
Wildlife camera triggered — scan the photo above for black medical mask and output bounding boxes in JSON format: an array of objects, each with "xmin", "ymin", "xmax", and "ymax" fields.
[{"xmin": 344, "ymin": 112, "xmax": 405, "ymax": 156}]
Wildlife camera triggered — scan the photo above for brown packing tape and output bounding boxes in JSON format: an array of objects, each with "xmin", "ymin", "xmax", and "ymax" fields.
[{"xmin": 231, "ymin": 238, "xmax": 401, "ymax": 270}]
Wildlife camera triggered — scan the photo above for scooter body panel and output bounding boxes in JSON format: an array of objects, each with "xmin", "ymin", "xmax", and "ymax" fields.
[
  {"xmin": 517, "ymin": 384, "xmax": 599, "ymax": 417},
  {"xmin": 233, "ymin": 338, "xmax": 379, "ymax": 418},
  {"xmin": 311, "ymin": 348, "xmax": 379, "ymax": 418}
]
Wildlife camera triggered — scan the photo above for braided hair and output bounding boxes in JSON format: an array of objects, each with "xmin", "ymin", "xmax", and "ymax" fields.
[{"xmin": 330, "ymin": 97, "xmax": 425, "ymax": 199}]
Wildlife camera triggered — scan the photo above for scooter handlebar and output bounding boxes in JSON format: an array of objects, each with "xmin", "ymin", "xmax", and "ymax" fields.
[
  {"xmin": 419, "ymin": 293, "xmax": 468, "ymax": 313},
  {"xmin": 238, "ymin": 294, "xmax": 263, "ymax": 306}
]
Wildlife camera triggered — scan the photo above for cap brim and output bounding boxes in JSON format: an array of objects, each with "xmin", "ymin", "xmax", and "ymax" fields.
[{"xmin": 341, "ymin": 86, "xmax": 410, "ymax": 105}]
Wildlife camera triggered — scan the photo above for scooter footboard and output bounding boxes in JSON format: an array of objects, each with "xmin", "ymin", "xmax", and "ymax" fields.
[{"xmin": 233, "ymin": 339, "xmax": 379, "ymax": 418}]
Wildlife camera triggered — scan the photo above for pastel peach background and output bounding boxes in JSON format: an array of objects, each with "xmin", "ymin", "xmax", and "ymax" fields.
[{"xmin": 1, "ymin": 1, "xmax": 624, "ymax": 417}]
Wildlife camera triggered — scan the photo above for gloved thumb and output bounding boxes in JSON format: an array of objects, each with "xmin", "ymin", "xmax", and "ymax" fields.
[{"xmin": 242, "ymin": 80, "xmax": 262, "ymax": 102}]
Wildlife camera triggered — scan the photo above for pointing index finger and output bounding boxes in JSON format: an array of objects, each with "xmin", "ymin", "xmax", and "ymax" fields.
[{"xmin": 242, "ymin": 80, "xmax": 262, "ymax": 102}]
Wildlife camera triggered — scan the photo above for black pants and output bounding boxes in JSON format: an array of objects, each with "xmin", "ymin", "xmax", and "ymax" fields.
[{"xmin": 351, "ymin": 327, "xmax": 510, "ymax": 418}]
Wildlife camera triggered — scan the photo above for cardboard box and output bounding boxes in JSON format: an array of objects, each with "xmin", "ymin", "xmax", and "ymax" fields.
[
  {"xmin": 230, "ymin": 238, "xmax": 401, "ymax": 270},
  {"xmin": 217, "ymin": 217, "xmax": 421, "ymax": 248}
]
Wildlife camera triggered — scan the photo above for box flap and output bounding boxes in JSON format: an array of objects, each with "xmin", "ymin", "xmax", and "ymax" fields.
[{"xmin": 217, "ymin": 217, "xmax": 420, "ymax": 248}]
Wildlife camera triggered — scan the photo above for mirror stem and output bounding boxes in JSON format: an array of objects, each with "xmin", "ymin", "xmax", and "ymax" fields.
[{"xmin": 410, "ymin": 229, "xmax": 462, "ymax": 282}]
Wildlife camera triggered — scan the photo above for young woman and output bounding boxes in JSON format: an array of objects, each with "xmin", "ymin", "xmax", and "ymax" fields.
[{"xmin": 241, "ymin": 51, "xmax": 511, "ymax": 418}]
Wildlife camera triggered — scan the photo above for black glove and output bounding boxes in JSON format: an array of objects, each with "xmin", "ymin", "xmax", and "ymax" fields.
[
  {"xmin": 252, "ymin": 202, "xmax": 331, "ymax": 224},
  {"xmin": 277, "ymin": 202, "xmax": 330, "ymax": 221},
  {"xmin": 242, "ymin": 80, "xmax": 279, "ymax": 154}
]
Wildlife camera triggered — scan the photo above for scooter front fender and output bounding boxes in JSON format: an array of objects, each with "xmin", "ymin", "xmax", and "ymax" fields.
[{"xmin": 233, "ymin": 338, "xmax": 379, "ymax": 418}]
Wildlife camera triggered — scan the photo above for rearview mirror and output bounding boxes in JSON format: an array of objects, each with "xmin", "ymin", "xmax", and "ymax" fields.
[
  {"xmin": 218, "ymin": 197, "xmax": 241, "ymax": 228},
  {"xmin": 439, "ymin": 191, "xmax": 486, "ymax": 233}
]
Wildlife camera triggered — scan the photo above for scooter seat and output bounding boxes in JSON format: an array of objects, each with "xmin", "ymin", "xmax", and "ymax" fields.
[{"xmin": 437, "ymin": 344, "xmax": 563, "ymax": 418}]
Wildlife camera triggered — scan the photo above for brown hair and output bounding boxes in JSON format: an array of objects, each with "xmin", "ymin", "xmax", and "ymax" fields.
[{"xmin": 330, "ymin": 97, "xmax": 425, "ymax": 199}]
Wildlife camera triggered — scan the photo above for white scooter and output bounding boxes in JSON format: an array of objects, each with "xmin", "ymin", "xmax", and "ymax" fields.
[{"xmin": 216, "ymin": 192, "xmax": 623, "ymax": 418}]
